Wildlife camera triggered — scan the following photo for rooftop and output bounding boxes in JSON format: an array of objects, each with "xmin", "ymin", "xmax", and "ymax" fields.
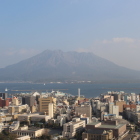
[{"xmin": 87, "ymin": 121, "xmax": 125, "ymax": 129}]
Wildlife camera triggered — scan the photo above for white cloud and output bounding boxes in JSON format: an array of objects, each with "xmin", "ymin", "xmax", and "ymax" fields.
[
  {"xmin": 102, "ymin": 37, "xmax": 137, "ymax": 44},
  {"xmin": 77, "ymin": 37, "xmax": 140, "ymax": 70},
  {"xmin": 112, "ymin": 37, "xmax": 135, "ymax": 43}
]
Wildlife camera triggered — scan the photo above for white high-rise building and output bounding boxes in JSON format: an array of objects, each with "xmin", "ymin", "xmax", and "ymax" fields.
[
  {"xmin": 109, "ymin": 102, "xmax": 114, "ymax": 114},
  {"xmin": 131, "ymin": 93, "xmax": 136, "ymax": 102},
  {"xmin": 78, "ymin": 88, "xmax": 80, "ymax": 98},
  {"xmin": 112, "ymin": 105, "xmax": 119, "ymax": 117}
]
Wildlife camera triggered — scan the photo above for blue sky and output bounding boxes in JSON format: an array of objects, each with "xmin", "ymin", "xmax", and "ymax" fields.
[{"xmin": 0, "ymin": 0, "xmax": 140, "ymax": 70}]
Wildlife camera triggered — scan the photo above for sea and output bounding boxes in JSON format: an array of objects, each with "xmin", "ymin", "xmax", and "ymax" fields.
[{"xmin": 1, "ymin": 82, "xmax": 140, "ymax": 98}]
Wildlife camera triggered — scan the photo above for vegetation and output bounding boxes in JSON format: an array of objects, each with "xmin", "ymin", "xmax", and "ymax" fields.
[
  {"xmin": 74, "ymin": 129, "xmax": 85, "ymax": 140},
  {"xmin": 20, "ymin": 120, "xmax": 29, "ymax": 126},
  {"xmin": 0, "ymin": 130, "xmax": 17, "ymax": 140}
]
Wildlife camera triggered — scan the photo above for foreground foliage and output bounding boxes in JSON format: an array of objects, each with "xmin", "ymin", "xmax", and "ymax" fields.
[{"xmin": 0, "ymin": 130, "xmax": 17, "ymax": 140}]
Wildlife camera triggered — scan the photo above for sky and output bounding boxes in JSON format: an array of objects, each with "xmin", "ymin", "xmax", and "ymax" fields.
[{"xmin": 0, "ymin": 0, "xmax": 140, "ymax": 70}]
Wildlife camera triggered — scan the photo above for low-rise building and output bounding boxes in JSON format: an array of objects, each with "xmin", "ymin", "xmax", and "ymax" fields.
[
  {"xmin": 9, "ymin": 121, "xmax": 19, "ymax": 132},
  {"xmin": 30, "ymin": 115, "xmax": 50, "ymax": 122},
  {"xmin": 82, "ymin": 129, "xmax": 113, "ymax": 140},
  {"xmin": 13, "ymin": 126, "xmax": 46, "ymax": 138},
  {"xmin": 8, "ymin": 104, "xmax": 29, "ymax": 114},
  {"xmin": 85, "ymin": 120, "xmax": 126, "ymax": 138},
  {"xmin": 18, "ymin": 113, "xmax": 39, "ymax": 122},
  {"xmin": 62, "ymin": 118, "xmax": 85, "ymax": 138}
]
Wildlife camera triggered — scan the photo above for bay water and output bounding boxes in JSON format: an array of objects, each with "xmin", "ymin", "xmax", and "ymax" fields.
[{"xmin": 1, "ymin": 82, "xmax": 140, "ymax": 98}]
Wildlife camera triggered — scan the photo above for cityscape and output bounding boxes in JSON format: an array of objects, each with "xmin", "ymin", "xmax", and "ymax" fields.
[
  {"xmin": 0, "ymin": 89, "xmax": 139, "ymax": 140},
  {"xmin": 1, "ymin": 0, "xmax": 140, "ymax": 140}
]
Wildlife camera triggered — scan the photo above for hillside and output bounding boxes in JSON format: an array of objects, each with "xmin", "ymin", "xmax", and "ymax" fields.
[{"xmin": 0, "ymin": 50, "xmax": 140, "ymax": 83}]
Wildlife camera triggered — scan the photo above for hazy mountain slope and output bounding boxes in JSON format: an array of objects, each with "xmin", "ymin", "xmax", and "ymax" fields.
[{"xmin": 0, "ymin": 50, "xmax": 140, "ymax": 82}]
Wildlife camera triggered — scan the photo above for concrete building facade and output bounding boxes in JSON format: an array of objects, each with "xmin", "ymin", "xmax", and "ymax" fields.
[
  {"xmin": 39, "ymin": 97, "xmax": 56, "ymax": 117},
  {"xmin": 82, "ymin": 130, "xmax": 113, "ymax": 140},
  {"xmin": 62, "ymin": 118, "xmax": 85, "ymax": 138},
  {"xmin": 75, "ymin": 105, "xmax": 92, "ymax": 118}
]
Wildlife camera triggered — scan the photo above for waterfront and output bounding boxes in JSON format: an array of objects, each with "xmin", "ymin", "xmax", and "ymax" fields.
[{"xmin": 1, "ymin": 82, "xmax": 140, "ymax": 98}]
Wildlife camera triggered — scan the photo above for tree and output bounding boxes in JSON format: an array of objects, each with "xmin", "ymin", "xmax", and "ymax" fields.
[
  {"xmin": 7, "ymin": 133, "xmax": 18, "ymax": 140},
  {"xmin": 40, "ymin": 119, "xmax": 45, "ymax": 124},
  {"xmin": 0, "ymin": 131, "xmax": 17, "ymax": 140}
]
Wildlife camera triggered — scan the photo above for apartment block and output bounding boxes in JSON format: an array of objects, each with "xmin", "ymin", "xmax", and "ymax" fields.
[
  {"xmin": 0, "ymin": 98, "xmax": 9, "ymax": 108},
  {"xmin": 62, "ymin": 118, "xmax": 85, "ymax": 138},
  {"xmin": 115, "ymin": 101, "xmax": 126, "ymax": 113},
  {"xmin": 75, "ymin": 105, "xmax": 92, "ymax": 118},
  {"xmin": 0, "ymin": 93, "xmax": 7, "ymax": 100},
  {"xmin": 39, "ymin": 97, "xmax": 56, "ymax": 117}
]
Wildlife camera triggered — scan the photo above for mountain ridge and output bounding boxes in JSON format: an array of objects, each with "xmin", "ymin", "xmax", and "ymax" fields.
[{"xmin": 0, "ymin": 50, "xmax": 140, "ymax": 83}]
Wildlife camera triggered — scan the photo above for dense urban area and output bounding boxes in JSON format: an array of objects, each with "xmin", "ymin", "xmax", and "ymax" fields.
[{"xmin": 0, "ymin": 89, "xmax": 139, "ymax": 140}]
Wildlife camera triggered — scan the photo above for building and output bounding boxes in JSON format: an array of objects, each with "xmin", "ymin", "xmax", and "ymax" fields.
[
  {"xmin": 108, "ymin": 102, "xmax": 114, "ymax": 114},
  {"xmin": 18, "ymin": 113, "xmax": 39, "ymax": 122},
  {"xmin": 112, "ymin": 105, "xmax": 119, "ymax": 117},
  {"xmin": 62, "ymin": 118, "xmax": 85, "ymax": 138},
  {"xmin": 0, "ymin": 98, "xmax": 9, "ymax": 108},
  {"xmin": 57, "ymin": 115, "xmax": 67, "ymax": 126},
  {"xmin": 123, "ymin": 104, "xmax": 136, "ymax": 111},
  {"xmin": 16, "ymin": 136, "xmax": 30, "ymax": 140},
  {"xmin": 9, "ymin": 121, "xmax": 20, "ymax": 132},
  {"xmin": 85, "ymin": 120, "xmax": 126, "ymax": 138},
  {"xmin": 82, "ymin": 129, "xmax": 113, "ymax": 140},
  {"xmin": 113, "ymin": 93, "xmax": 121, "ymax": 101},
  {"xmin": 124, "ymin": 109, "xmax": 140, "ymax": 124},
  {"xmin": 75, "ymin": 105, "xmax": 92, "ymax": 118},
  {"xmin": 39, "ymin": 97, "xmax": 56, "ymax": 117},
  {"xmin": 13, "ymin": 126, "xmax": 46, "ymax": 138},
  {"xmin": 8, "ymin": 104, "xmax": 29, "ymax": 114},
  {"xmin": 30, "ymin": 115, "xmax": 50, "ymax": 122},
  {"xmin": 115, "ymin": 101, "xmax": 126, "ymax": 113},
  {"xmin": 12, "ymin": 97, "xmax": 19, "ymax": 105},
  {"xmin": 22, "ymin": 96, "xmax": 35, "ymax": 107},
  {"xmin": 0, "ymin": 93, "xmax": 7, "ymax": 100}
]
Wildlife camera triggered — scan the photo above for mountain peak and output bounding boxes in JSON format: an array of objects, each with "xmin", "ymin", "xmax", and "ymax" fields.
[{"xmin": 0, "ymin": 50, "xmax": 140, "ymax": 82}]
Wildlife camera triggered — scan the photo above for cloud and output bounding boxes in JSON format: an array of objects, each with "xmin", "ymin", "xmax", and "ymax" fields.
[
  {"xmin": 102, "ymin": 37, "xmax": 136, "ymax": 44},
  {"xmin": 112, "ymin": 37, "xmax": 135, "ymax": 43},
  {"xmin": 77, "ymin": 37, "xmax": 140, "ymax": 70}
]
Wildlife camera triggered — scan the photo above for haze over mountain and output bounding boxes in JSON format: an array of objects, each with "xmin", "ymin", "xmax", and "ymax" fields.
[{"xmin": 0, "ymin": 50, "xmax": 140, "ymax": 83}]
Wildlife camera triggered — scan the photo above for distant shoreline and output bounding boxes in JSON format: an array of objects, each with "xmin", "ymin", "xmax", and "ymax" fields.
[{"xmin": 1, "ymin": 80, "xmax": 140, "ymax": 84}]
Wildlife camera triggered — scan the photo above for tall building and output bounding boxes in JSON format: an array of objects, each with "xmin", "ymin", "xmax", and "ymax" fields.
[
  {"xmin": 0, "ymin": 93, "xmax": 7, "ymax": 100},
  {"xmin": 115, "ymin": 101, "xmax": 126, "ymax": 113},
  {"xmin": 39, "ymin": 97, "xmax": 56, "ymax": 117},
  {"xmin": 108, "ymin": 102, "xmax": 114, "ymax": 114},
  {"xmin": 112, "ymin": 105, "xmax": 119, "ymax": 117},
  {"xmin": 0, "ymin": 98, "xmax": 9, "ymax": 108},
  {"xmin": 131, "ymin": 93, "xmax": 136, "ymax": 102},
  {"xmin": 22, "ymin": 96, "xmax": 35, "ymax": 107}
]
